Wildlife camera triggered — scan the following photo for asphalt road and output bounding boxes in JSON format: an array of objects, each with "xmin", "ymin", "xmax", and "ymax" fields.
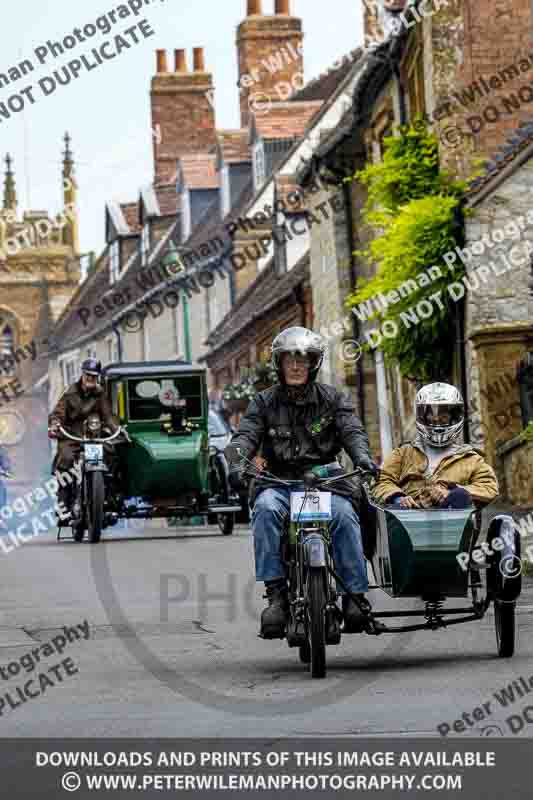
[{"xmin": 0, "ymin": 520, "xmax": 532, "ymax": 739}]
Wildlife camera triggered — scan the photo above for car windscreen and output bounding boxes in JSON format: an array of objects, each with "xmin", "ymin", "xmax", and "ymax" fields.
[{"xmin": 126, "ymin": 376, "xmax": 203, "ymax": 421}]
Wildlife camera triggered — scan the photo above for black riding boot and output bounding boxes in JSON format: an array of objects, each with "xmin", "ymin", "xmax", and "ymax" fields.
[
  {"xmin": 342, "ymin": 593, "xmax": 372, "ymax": 633},
  {"xmin": 260, "ymin": 579, "xmax": 289, "ymax": 639}
]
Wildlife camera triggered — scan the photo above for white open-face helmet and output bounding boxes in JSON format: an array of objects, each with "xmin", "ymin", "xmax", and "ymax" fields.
[
  {"xmin": 271, "ymin": 327, "xmax": 326, "ymax": 383},
  {"xmin": 415, "ymin": 382, "xmax": 464, "ymax": 448}
]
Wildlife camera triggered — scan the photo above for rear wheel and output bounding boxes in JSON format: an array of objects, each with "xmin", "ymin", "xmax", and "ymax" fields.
[
  {"xmin": 87, "ymin": 472, "xmax": 105, "ymax": 544},
  {"xmin": 307, "ymin": 568, "xmax": 327, "ymax": 678},
  {"xmin": 495, "ymin": 599, "xmax": 515, "ymax": 657}
]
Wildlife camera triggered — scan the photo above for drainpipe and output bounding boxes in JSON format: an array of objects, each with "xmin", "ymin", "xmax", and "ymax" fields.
[
  {"xmin": 111, "ymin": 320, "xmax": 123, "ymax": 362},
  {"xmin": 182, "ymin": 291, "xmax": 192, "ymax": 362},
  {"xmin": 342, "ymin": 178, "xmax": 366, "ymax": 427}
]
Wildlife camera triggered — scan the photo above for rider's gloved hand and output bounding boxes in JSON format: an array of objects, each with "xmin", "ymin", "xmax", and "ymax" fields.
[{"xmin": 357, "ymin": 456, "xmax": 380, "ymax": 478}]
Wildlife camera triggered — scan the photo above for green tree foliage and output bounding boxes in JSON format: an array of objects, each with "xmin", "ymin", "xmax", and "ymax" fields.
[{"xmin": 345, "ymin": 119, "xmax": 467, "ymax": 381}]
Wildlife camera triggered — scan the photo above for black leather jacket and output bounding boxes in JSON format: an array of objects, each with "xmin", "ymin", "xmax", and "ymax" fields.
[{"xmin": 226, "ymin": 382, "xmax": 372, "ymax": 509}]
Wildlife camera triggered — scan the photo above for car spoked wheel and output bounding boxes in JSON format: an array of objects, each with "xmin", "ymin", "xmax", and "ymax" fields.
[{"xmin": 306, "ymin": 568, "xmax": 327, "ymax": 678}]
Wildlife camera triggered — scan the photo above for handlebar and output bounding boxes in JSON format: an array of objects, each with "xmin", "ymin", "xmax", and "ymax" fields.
[
  {"xmin": 242, "ymin": 465, "xmax": 377, "ymax": 489},
  {"xmin": 56, "ymin": 424, "xmax": 130, "ymax": 444}
]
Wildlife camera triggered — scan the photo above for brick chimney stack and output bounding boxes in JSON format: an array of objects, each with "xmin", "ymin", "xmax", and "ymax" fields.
[
  {"xmin": 151, "ymin": 48, "xmax": 217, "ymax": 185},
  {"xmin": 237, "ymin": 0, "xmax": 304, "ymax": 127}
]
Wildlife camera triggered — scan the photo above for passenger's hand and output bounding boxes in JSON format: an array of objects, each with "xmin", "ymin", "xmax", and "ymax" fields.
[
  {"xmin": 252, "ymin": 456, "xmax": 268, "ymax": 473},
  {"xmin": 398, "ymin": 495, "xmax": 419, "ymax": 509},
  {"xmin": 48, "ymin": 419, "xmax": 60, "ymax": 439},
  {"xmin": 428, "ymin": 483, "xmax": 449, "ymax": 505}
]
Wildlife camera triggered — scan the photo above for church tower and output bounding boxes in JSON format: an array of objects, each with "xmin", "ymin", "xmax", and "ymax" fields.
[{"xmin": 0, "ymin": 137, "xmax": 81, "ymax": 491}]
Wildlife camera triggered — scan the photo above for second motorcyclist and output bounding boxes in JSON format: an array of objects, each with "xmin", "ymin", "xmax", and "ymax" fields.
[
  {"xmin": 48, "ymin": 358, "xmax": 117, "ymax": 517},
  {"xmin": 226, "ymin": 326, "xmax": 379, "ymax": 639}
]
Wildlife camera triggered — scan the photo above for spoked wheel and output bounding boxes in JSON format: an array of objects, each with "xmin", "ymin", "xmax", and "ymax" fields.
[
  {"xmin": 495, "ymin": 599, "xmax": 515, "ymax": 657},
  {"xmin": 217, "ymin": 513, "xmax": 235, "ymax": 536},
  {"xmin": 87, "ymin": 472, "xmax": 105, "ymax": 544},
  {"xmin": 306, "ymin": 567, "xmax": 327, "ymax": 678}
]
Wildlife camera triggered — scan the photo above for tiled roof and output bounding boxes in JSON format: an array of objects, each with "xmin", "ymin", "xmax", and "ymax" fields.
[
  {"xmin": 466, "ymin": 115, "xmax": 533, "ymax": 199},
  {"xmin": 251, "ymin": 101, "xmax": 323, "ymax": 141},
  {"xmin": 178, "ymin": 154, "xmax": 219, "ymax": 189},
  {"xmin": 291, "ymin": 48, "xmax": 362, "ymax": 102},
  {"xmin": 120, "ymin": 202, "xmax": 141, "ymax": 233},
  {"xmin": 215, "ymin": 130, "xmax": 250, "ymax": 164},
  {"xmin": 203, "ymin": 254, "xmax": 310, "ymax": 357}
]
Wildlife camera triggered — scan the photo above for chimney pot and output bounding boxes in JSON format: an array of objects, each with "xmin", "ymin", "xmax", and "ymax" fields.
[
  {"xmin": 275, "ymin": 0, "xmax": 290, "ymax": 13},
  {"xmin": 193, "ymin": 47, "xmax": 205, "ymax": 72},
  {"xmin": 175, "ymin": 49, "xmax": 187, "ymax": 72},
  {"xmin": 247, "ymin": 0, "xmax": 262, "ymax": 15},
  {"xmin": 156, "ymin": 50, "xmax": 168, "ymax": 73}
]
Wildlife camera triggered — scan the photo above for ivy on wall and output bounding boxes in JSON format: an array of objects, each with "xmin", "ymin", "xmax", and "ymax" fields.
[{"xmin": 345, "ymin": 119, "xmax": 468, "ymax": 381}]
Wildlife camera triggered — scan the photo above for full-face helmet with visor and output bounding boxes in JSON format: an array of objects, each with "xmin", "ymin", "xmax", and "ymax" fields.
[{"xmin": 415, "ymin": 382, "xmax": 464, "ymax": 448}]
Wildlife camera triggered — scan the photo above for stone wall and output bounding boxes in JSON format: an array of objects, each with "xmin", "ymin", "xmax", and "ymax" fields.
[{"xmin": 498, "ymin": 436, "xmax": 533, "ymax": 507}]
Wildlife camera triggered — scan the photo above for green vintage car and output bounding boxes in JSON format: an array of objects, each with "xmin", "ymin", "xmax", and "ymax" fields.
[{"xmin": 89, "ymin": 361, "xmax": 240, "ymax": 536}]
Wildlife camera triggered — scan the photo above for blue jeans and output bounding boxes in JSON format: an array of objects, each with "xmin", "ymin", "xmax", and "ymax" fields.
[{"xmin": 251, "ymin": 487, "xmax": 368, "ymax": 594}]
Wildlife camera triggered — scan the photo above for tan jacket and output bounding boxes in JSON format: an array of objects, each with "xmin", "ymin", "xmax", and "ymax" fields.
[{"xmin": 373, "ymin": 439, "xmax": 499, "ymax": 506}]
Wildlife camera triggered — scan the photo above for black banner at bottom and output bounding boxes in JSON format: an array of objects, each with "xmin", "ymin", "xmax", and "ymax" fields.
[{"xmin": 2, "ymin": 738, "xmax": 530, "ymax": 798}]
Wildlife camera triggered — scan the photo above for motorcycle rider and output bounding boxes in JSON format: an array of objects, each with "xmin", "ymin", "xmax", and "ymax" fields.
[
  {"xmin": 373, "ymin": 382, "xmax": 498, "ymax": 508},
  {"xmin": 226, "ymin": 326, "xmax": 379, "ymax": 639},
  {"xmin": 48, "ymin": 358, "xmax": 117, "ymax": 515}
]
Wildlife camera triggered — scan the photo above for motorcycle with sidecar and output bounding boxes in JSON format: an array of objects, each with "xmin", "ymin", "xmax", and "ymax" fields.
[
  {"xmin": 56, "ymin": 361, "xmax": 241, "ymax": 543},
  {"xmin": 242, "ymin": 458, "xmax": 521, "ymax": 678}
]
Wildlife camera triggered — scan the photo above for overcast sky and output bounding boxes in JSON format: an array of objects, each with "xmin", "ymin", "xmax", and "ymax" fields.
[{"xmin": 0, "ymin": 1, "xmax": 364, "ymax": 254}]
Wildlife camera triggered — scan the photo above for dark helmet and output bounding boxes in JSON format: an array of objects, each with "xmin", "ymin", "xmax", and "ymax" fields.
[
  {"xmin": 271, "ymin": 326, "xmax": 326, "ymax": 383},
  {"xmin": 81, "ymin": 358, "xmax": 102, "ymax": 377}
]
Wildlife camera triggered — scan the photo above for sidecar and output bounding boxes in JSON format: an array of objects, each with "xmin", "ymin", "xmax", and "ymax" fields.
[
  {"xmin": 102, "ymin": 361, "xmax": 241, "ymax": 534},
  {"xmin": 365, "ymin": 494, "xmax": 522, "ymax": 657}
]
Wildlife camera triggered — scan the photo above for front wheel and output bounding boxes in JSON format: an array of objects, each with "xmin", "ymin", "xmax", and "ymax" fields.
[
  {"xmin": 87, "ymin": 472, "xmax": 105, "ymax": 544},
  {"xmin": 495, "ymin": 599, "xmax": 515, "ymax": 657},
  {"xmin": 307, "ymin": 568, "xmax": 327, "ymax": 678}
]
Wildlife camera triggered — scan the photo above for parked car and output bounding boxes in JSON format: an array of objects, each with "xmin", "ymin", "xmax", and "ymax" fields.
[{"xmin": 208, "ymin": 407, "xmax": 250, "ymax": 523}]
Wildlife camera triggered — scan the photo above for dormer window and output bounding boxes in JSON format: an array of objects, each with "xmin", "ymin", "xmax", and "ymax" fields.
[
  {"xmin": 140, "ymin": 222, "xmax": 151, "ymax": 266},
  {"xmin": 109, "ymin": 239, "xmax": 121, "ymax": 284},
  {"xmin": 253, "ymin": 141, "xmax": 266, "ymax": 190}
]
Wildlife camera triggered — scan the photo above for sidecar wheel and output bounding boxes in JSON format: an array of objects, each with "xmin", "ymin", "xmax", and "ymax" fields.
[{"xmin": 495, "ymin": 599, "xmax": 515, "ymax": 657}]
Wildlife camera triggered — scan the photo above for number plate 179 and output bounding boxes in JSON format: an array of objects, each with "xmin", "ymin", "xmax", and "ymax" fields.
[
  {"xmin": 290, "ymin": 491, "xmax": 332, "ymax": 522},
  {"xmin": 84, "ymin": 444, "xmax": 103, "ymax": 463}
]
